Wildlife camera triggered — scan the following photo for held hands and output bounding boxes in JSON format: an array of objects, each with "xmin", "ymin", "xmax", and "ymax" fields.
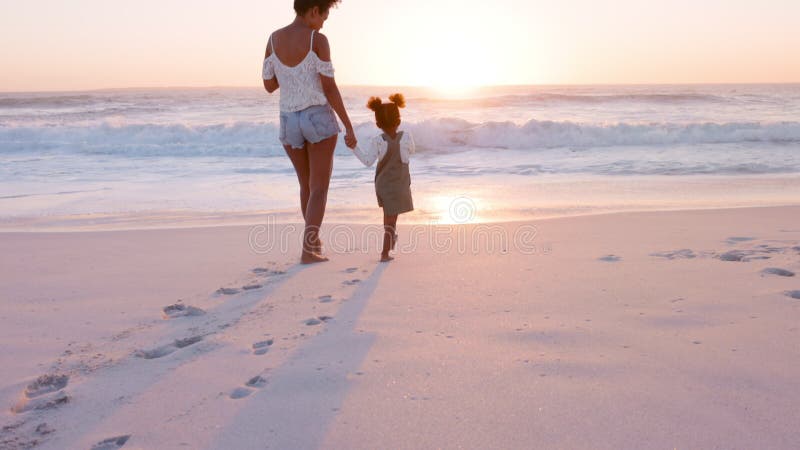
[{"xmin": 344, "ymin": 128, "xmax": 357, "ymax": 149}]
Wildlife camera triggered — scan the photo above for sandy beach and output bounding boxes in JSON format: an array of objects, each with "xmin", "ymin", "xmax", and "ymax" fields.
[{"xmin": 1, "ymin": 205, "xmax": 799, "ymax": 449}]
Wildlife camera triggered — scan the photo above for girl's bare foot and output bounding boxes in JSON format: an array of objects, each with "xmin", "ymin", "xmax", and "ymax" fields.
[
  {"xmin": 301, "ymin": 251, "xmax": 329, "ymax": 265},
  {"xmin": 380, "ymin": 254, "xmax": 394, "ymax": 262}
]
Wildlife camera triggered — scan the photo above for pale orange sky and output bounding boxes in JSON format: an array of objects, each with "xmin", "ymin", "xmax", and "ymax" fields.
[{"xmin": 1, "ymin": 0, "xmax": 799, "ymax": 92}]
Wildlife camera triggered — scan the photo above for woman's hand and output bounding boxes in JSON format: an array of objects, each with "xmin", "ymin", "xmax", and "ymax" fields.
[
  {"xmin": 263, "ymin": 78, "xmax": 279, "ymax": 93},
  {"xmin": 344, "ymin": 128, "xmax": 357, "ymax": 149}
]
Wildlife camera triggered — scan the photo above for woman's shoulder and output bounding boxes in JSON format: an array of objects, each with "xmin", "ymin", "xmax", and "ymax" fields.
[
  {"xmin": 271, "ymin": 25, "xmax": 291, "ymax": 36},
  {"xmin": 268, "ymin": 26, "xmax": 286, "ymax": 42},
  {"xmin": 311, "ymin": 32, "xmax": 331, "ymax": 62},
  {"xmin": 313, "ymin": 31, "xmax": 330, "ymax": 44},
  {"xmin": 266, "ymin": 27, "xmax": 286, "ymax": 56}
]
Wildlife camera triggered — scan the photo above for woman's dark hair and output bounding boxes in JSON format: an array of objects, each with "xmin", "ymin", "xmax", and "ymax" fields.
[
  {"xmin": 294, "ymin": 0, "xmax": 341, "ymax": 15},
  {"xmin": 367, "ymin": 93, "xmax": 406, "ymax": 131}
]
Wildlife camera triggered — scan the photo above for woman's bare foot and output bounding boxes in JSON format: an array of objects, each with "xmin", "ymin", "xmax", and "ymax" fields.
[
  {"xmin": 310, "ymin": 238, "xmax": 323, "ymax": 254},
  {"xmin": 301, "ymin": 251, "xmax": 329, "ymax": 265},
  {"xmin": 380, "ymin": 254, "xmax": 394, "ymax": 262}
]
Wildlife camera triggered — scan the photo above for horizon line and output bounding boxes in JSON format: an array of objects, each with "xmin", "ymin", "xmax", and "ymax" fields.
[{"xmin": 2, "ymin": 81, "xmax": 800, "ymax": 95}]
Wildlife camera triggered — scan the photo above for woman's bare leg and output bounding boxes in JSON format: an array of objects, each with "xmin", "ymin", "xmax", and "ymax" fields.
[
  {"xmin": 283, "ymin": 144, "xmax": 310, "ymax": 218},
  {"xmin": 302, "ymin": 134, "xmax": 337, "ymax": 263},
  {"xmin": 284, "ymin": 144, "xmax": 325, "ymax": 262}
]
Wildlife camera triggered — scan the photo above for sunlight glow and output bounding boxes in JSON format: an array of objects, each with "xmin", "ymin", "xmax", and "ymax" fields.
[{"xmin": 428, "ymin": 194, "xmax": 481, "ymax": 225}]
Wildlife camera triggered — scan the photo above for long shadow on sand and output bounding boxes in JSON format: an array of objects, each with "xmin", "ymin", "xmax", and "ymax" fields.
[{"xmin": 211, "ymin": 262, "xmax": 388, "ymax": 450}]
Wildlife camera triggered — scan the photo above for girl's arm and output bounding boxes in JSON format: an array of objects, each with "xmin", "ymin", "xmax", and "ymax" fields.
[
  {"xmin": 353, "ymin": 136, "xmax": 383, "ymax": 167},
  {"xmin": 400, "ymin": 131, "xmax": 416, "ymax": 163},
  {"xmin": 314, "ymin": 33, "xmax": 357, "ymax": 149}
]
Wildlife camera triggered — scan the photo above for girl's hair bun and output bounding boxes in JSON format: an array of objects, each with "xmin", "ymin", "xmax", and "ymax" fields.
[
  {"xmin": 388, "ymin": 93, "xmax": 406, "ymax": 108},
  {"xmin": 367, "ymin": 96, "xmax": 383, "ymax": 111}
]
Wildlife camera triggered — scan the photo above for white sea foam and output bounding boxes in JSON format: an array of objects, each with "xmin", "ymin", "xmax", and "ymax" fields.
[
  {"xmin": 2, "ymin": 84, "xmax": 800, "ymax": 222},
  {"xmin": 2, "ymin": 118, "xmax": 799, "ymax": 158},
  {"xmin": 406, "ymin": 118, "xmax": 800, "ymax": 151}
]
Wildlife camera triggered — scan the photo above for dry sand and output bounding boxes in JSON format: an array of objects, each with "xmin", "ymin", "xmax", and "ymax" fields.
[{"xmin": 1, "ymin": 206, "xmax": 799, "ymax": 449}]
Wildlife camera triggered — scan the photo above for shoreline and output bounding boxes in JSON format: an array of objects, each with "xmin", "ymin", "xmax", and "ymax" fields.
[
  {"xmin": 2, "ymin": 201, "xmax": 800, "ymax": 233},
  {"xmin": 3, "ymin": 171, "xmax": 800, "ymax": 232}
]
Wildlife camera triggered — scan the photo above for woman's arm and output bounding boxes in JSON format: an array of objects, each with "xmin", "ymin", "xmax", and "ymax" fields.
[
  {"xmin": 263, "ymin": 41, "xmax": 279, "ymax": 93},
  {"xmin": 313, "ymin": 33, "xmax": 357, "ymax": 149}
]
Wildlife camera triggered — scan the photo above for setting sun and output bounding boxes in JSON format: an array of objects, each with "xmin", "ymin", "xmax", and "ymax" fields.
[{"xmin": 411, "ymin": 38, "xmax": 498, "ymax": 92}]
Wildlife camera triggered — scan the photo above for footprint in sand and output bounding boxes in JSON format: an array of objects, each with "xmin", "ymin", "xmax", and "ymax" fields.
[
  {"xmin": 754, "ymin": 244, "xmax": 785, "ymax": 254},
  {"xmin": 11, "ymin": 375, "xmax": 70, "ymax": 414},
  {"xmin": 162, "ymin": 304, "xmax": 205, "ymax": 320},
  {"xmin": 343, "ymin": 267, "xmax": 359, "ymax": 274},
  {"xmin": 761, "ymin": 268, "xmax": 795, "ymax": 277},
  {"xmin": 217, "ymin": 287, "xmax": 240, "ymax": 295},
  {"xmin": 247, "ymin": 375, "xmax": 267, "ymax": 388},
  {"xmin": 24, "ymin": 374, "xmax": 68, "ymax": 398},
  {"xmin": 175, "ymin": 336, "xmax": 203, "ymax": 348},
  {"xmin": 786, "ymin": 290, "xmax": 800, "ymax": 299},
  {"xmin": 252, "ymin": 339, "xmax": 274, "ymax": 355},
  {"xmin": 725, "ymin": 236, "xmax": 757, "ymax": 245},
  {"xmin": 717, "ymin": 250, "xmax": 771, "ymax": 262},
  {"xmin": 90, "ymin": 435, "xmax": 131, "ymax": 450},
  {"xmin": 13, "ymin": 391, "xmax": 70, "ymax": 414},
  {"xmin": 35, "ymin": 423, "xmax": 55, "ymax": 436},
  {"xmin": 718, "ymin": 250, "xmax": 748, "ymax": 261},
  {"xmin": 318, "ymin": 295, "xmax": 334, "ymax": 303},
  {"xmin": 136, "ymin": 336, "xmax": 203, "ymax": 360},
  {"xmin": 342, "ymin": 279, "xmax": 361, "ymax": 286},
  {"xmin": 229, "ymin": 387, "xmax": 253, "ymax": 399},
  {"xmin": 305, "ymin": 315, "xmax": 333, "ymax": 326},
  {"xmin": 650, "ymin": 249, "xmax": 696, "ymax": 260},
  {"xmin": 242, "ymin": 284, "xmax": 263, "ymax": 291},
  {"xmin": 598, "ymin": 255, "xmax": 621, "ymax": 262},
  {"xmin": 253, "ymin": 267, "xmax": 286, "ymax": 276},
  {"xmin": 229, "ymin": 376, "xmax": 268, "ymax": 400}
]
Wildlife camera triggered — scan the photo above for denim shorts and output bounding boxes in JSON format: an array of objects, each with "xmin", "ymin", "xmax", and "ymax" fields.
[{"xmin": 279, "ymin": 104, "xmax": 341, "ymax": 150}]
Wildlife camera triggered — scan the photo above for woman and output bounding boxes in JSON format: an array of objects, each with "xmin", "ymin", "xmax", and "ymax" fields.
[{"xmin": 262, "ymin": 0, "xmax": 356, "ymax": 264}]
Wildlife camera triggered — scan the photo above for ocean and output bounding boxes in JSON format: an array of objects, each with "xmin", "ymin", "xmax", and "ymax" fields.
[{"xmin": 1, "ymin": 84, "xmax": 799, "ymax": 229}]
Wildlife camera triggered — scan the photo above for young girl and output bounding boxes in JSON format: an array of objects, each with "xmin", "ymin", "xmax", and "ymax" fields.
[{"xmin": 352, "ymin": 94, "xmax": 415, "ymax": 262}]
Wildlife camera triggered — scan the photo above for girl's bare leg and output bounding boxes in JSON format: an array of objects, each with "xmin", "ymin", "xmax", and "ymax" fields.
[{"xmin": 382, "ymin": 213, "xmax": 398, "ymax": 262}]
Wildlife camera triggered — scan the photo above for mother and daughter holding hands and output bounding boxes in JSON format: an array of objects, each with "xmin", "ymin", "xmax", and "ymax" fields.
[{"xmin": 263, "ymin": 0, "xmax": 415, "ymax": 264}]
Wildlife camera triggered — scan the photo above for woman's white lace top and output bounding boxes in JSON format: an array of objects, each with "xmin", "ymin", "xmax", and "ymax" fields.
[
  {"xmin": 262, "ymin": 30, "xmax": 335, "ymax": 113},
  {"xmin": 352, "ymin": 130, "xmax": 416, "ymax": 167}
]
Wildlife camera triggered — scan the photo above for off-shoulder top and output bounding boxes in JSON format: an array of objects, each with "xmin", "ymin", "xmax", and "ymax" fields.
[{"xmin": 262, "ymin": 29, "xmax": 335, "ymax": 113}]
